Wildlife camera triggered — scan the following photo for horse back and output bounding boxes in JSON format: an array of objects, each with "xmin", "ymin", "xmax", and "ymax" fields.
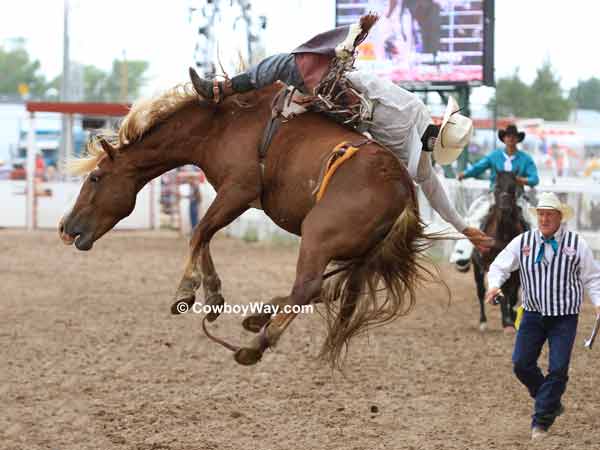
[{"xmin": 260, "ymin": 112, "xmax": 414, "ymax": 237}]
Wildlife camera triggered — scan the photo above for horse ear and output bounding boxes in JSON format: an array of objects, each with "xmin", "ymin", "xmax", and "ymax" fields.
[{"xmin": 98, "ymin": 138, "xmax": 117, "ymax": 161}]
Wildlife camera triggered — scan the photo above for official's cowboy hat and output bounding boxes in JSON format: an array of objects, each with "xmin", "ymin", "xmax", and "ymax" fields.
[
  {"xmin": 528, "ymin": 192, "xmax": 574, "ymax": 222},
  {"xmin": 498, "ymin": 124, "xmax": 525, "ymax": 143},
  {"xmin": 433, "ymin": 96, "xmax": 474, "ymax": 165}
]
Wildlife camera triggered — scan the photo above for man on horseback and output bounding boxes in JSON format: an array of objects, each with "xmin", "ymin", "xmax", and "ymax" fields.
[
  {"xmin": 188, "ymin": 16, "xmax": 493, "ymax": 253},
  {"xmin": 450, "ymin": 124, "xmax": 540, "ymax": 270}
]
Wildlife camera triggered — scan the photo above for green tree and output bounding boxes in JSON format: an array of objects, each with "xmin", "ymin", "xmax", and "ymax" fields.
[
  {"xmin": 83, "ymin": 64, "xmax": 108, "ymax": 101},
  {"xmin": 529, "ymin": 61, "xmax": 572, "ymax": 121},
  {"xmin": 47, "ymin": 59, "xmax": 149, "ymax": 102},
  {"xmin": 569, "ymin": 77, "xmax": 600, "ymax": 111},
  {"xmin": 488, "ymin": 69, "xmax": 532, "ymax": 117},
  {"xmin": 0, "ymin": 38, "xmax": 48, "ymax": 97},
  {"xmin": 103, "ymin": 59, "xmax": 149, "ymax": 102},
  {"xmin": 489, "ymin": 62, "xmax": 572, "ymax": 120}
]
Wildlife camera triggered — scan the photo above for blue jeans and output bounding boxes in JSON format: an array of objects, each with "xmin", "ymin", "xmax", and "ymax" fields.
[
  {"xmin": 246, "ymin": 53, "xmax": 305, "ymax": 92},
  {"xmin": 189, "ymin": 201, "xmax": 199, "ymax": 230},
  {"xmin": 512, "ymin": 310, "xmax": 578, "ymax": 429}
]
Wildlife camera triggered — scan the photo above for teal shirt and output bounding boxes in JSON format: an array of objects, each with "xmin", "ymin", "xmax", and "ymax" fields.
[{"xmin": 463, "ymin": 148, "xmax": 539, "ymax": 189}]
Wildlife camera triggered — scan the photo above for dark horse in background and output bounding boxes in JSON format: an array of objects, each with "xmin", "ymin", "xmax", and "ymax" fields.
[
  {"xmin": 58, "ymin": 81, "xmax": 439, "ymax": 368},
  {"xmin": 472, "ymin": 171, "xmax": 527, "ymax": 332}
]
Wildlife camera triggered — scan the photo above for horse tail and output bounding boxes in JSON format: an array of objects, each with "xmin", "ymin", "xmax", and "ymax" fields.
[{"xmin": 319, "ymin": 203, "xmax": 447, "ymax": 369}]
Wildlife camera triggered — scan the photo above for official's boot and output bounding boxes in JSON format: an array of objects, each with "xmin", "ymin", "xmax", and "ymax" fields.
[
  {"xmin": 189, "ymin": 67, "xmax": 254, "ymax": 103},
  {"xmin": 531, "ymin": 426, "xmax": 548, "ymax": 440}
]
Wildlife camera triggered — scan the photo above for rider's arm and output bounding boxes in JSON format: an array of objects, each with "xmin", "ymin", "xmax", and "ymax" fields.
[
  {"xmin": 386, "ymin": 0, "xmax": 398, "ymax": 17},
  {"xmin": 523, "ymin": 155, "xmax": 540, "ymax": 187},
  {"xmin": 416, "ymin": 152, "xmax": 467, "ymax": 232},
  {"xmin": 487, "ymin": 236, "xmax": 521, "ymax": 289},
  {"xmin": 462, "ymin": 154, "xmax": 492, "ymax": 179}
]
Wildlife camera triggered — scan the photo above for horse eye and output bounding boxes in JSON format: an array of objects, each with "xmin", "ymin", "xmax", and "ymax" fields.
[{"xmin": 89, "ymin": 173, "xmax": 100, "ymax": 183}]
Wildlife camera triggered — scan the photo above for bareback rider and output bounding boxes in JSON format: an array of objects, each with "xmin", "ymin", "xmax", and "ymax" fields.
[
  {"xmin": 450, "ymin": 124, "xmax": 539, "ymax": 269},
  {"xmin": 188, "ymin": 17, "xmax": 493, "ymax": 253}
]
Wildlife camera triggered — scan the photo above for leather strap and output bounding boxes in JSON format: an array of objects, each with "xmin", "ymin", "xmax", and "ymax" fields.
[
  {"xmin": 212, "ymin": 80, "xmax": 221, "ymax": 104},
  {"xmin": 258, "ymin": 86, "xmax": 290, "ymax": 160}
]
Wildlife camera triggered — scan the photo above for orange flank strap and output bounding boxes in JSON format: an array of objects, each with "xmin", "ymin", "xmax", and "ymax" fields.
[{"xmin": 316, "ymin": 141, "xmax": 360, "ymax": 202}]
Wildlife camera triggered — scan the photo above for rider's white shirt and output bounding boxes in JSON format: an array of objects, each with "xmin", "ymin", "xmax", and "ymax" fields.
[
  {"xmin": 347, "ymin": 70, "xmax": 467, "ymax": 232},
  {"xmin": 347, "ymin": 71, "xmax": 431, "ymax": 165}
]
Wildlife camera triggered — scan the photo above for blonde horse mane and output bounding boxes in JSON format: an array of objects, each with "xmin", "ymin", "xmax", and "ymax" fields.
[{"xmin": 68, "ymin": 82, "xmax": 199, "ymax": 175}]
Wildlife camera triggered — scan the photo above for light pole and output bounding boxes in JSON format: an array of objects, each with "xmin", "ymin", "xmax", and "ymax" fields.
[{"xmin": 59, "ymin": 0, "xmax": 71, "ymax": 177}]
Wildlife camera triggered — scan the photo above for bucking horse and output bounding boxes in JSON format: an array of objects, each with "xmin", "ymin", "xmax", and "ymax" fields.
[{"xmin": 58, "ymin": 80, "xmax": 440, "ymax": 367}]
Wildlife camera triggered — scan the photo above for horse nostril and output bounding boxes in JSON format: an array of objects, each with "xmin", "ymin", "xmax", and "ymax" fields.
[{"xmin": 58, "ymin": 216, "xmax": 69, "ymax": 235}]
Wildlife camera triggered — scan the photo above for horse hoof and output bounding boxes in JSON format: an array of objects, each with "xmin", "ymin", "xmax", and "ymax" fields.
[
  {"xmin": 503, "ymin": 326, "xmax": 516, "ymax": 335},
  {"xmin": 205, "ymin": 293, "xmax": 225, "ymax": 322},
  {"xmin": 233, "ymin": 347, "xmax": 263, "ymax": 365},
  {"xmin": 171, "ymin": 296, "xmax": 195, "ymax": 315},
  {"xmin": 479, "ymin": 322, "xmax": 487, "ymax": 332},
  {"xmin": 242, "ymin": 313, "xmax": 271, "ymax": 333}
]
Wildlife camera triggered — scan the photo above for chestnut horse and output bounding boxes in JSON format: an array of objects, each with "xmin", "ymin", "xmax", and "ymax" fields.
[
  {"xmin": 472, "ymin": 171, "xmax": 525, "ymax": 332},
  {"xmin": 59, "ymin": 82, "xmax": 436, "ymax": 367}
]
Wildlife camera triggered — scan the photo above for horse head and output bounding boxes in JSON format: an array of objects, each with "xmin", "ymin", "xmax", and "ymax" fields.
[
  {"xmin": 58, "ymin": 82, "xmax": 274, "ymax": 251},
  {"xmin": 58, "ymin": 83, "xmax": 219, "ymax": 250},
  {"xmin": 494, "ymin": 171, "xmax": 518, "ymax": 212},
  {"xmin": 59, "ymin": 138, "xmax": 141, "ymax": 250}
]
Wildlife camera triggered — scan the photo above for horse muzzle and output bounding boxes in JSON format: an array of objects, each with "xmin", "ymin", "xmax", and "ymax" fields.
[
  {"xmin": 498, "ymin": 193, "xmax": 514, "ymax": 211},
  {"xmin": 58, "ymin": 215, "xmax": 95, "ymax": 251}
]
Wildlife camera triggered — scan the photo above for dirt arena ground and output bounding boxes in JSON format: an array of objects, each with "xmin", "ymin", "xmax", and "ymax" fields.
[{"xmin": 2, "ymin": 229, "xmax": 600, "ymax": 450}]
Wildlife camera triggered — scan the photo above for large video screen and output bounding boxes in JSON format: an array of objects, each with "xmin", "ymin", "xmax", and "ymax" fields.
[{"xmin": 336, "ymin": 0, "xmax": 494, "ymax": 85}]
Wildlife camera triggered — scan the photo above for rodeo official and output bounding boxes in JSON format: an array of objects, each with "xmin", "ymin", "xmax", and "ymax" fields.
[{"xmin": 484, "ymin": 192, "xmax": 600, "ymax": 440}]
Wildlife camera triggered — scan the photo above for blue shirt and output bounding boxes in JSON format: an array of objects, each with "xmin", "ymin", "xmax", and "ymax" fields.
[{"xmin": 463, "ymin": 148, "xmax": 539, "ymax": 189}]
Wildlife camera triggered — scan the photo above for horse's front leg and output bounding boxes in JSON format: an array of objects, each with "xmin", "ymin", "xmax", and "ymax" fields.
[
  {"xmin": 500, "ymin": 273, "xmax": 519, "ymax": 332},
  {"xmin": 472, "ymin": 255, "xmax": 487, "ymax": 331},
  {"xmin": 170, "ymin": 252, "xmax": 203, "ymax": 315},
  {"xmin": 171, "ymin": 183, "xmax": 259, "ymax": 319}
]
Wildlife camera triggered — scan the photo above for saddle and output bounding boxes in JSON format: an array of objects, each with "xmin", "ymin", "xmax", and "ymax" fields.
[
  {"xmin": 258, "ymin": 85, "xmax": 310, "ymax": 161},
  {"xmin": 258, "ymin": 14, "xmax": 379, "ymax": 162},
  {"xmin": 257, "ymin": 85, "xmax": 372, "ymax": 203}
]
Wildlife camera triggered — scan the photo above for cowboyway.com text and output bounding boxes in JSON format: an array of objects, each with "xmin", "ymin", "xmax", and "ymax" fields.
[{"xmin": 175, "ymin": 301, "xmax": 313, "ymax": 316}]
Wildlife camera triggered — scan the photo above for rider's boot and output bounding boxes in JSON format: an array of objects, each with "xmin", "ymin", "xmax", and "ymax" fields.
[{"xmin": 189, "ymin": 67, "xmax": 254, "ymax": 103}]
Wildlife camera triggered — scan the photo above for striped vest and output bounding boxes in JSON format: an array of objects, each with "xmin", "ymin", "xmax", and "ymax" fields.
[{"xmin": 518, "ymin": 230, "xmax": 583, "ymax": 316}]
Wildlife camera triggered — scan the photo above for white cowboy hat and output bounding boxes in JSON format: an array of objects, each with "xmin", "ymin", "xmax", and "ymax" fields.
[
  {"xmin": 528, "ymin": 192, "xmax": 574, "ymax": 222},
  {"xmin": 433, "ymin": 96, "xmax": 474, "ymax": 165}
]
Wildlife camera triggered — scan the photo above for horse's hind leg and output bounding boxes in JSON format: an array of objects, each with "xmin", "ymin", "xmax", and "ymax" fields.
[
  {"xmin": 171, "ymin": 184, "xmax": 258, "ymax": 319},
  {"xmin": 242, "ymin": 295, "xmax": 290, "ymax": 332},
  {"xmin": 234, "ymin": 238, "xmax": 330, "ymax": 365},
  {"xmin": 472, "ymin": 255, "xmax": 487, "ymax": 331},
  {"xmin": 241, "ymin": 263, "xmax": 347, "ymax": 332}
]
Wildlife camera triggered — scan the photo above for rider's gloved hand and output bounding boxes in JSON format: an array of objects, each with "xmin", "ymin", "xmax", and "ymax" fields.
[
  {"xmin": 462, "ymin": 226, "xmax": 494, "ymax": 253},
  {"xmin": 516, "ymin": 176, "xmax": 529, "ymax": 186}
]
